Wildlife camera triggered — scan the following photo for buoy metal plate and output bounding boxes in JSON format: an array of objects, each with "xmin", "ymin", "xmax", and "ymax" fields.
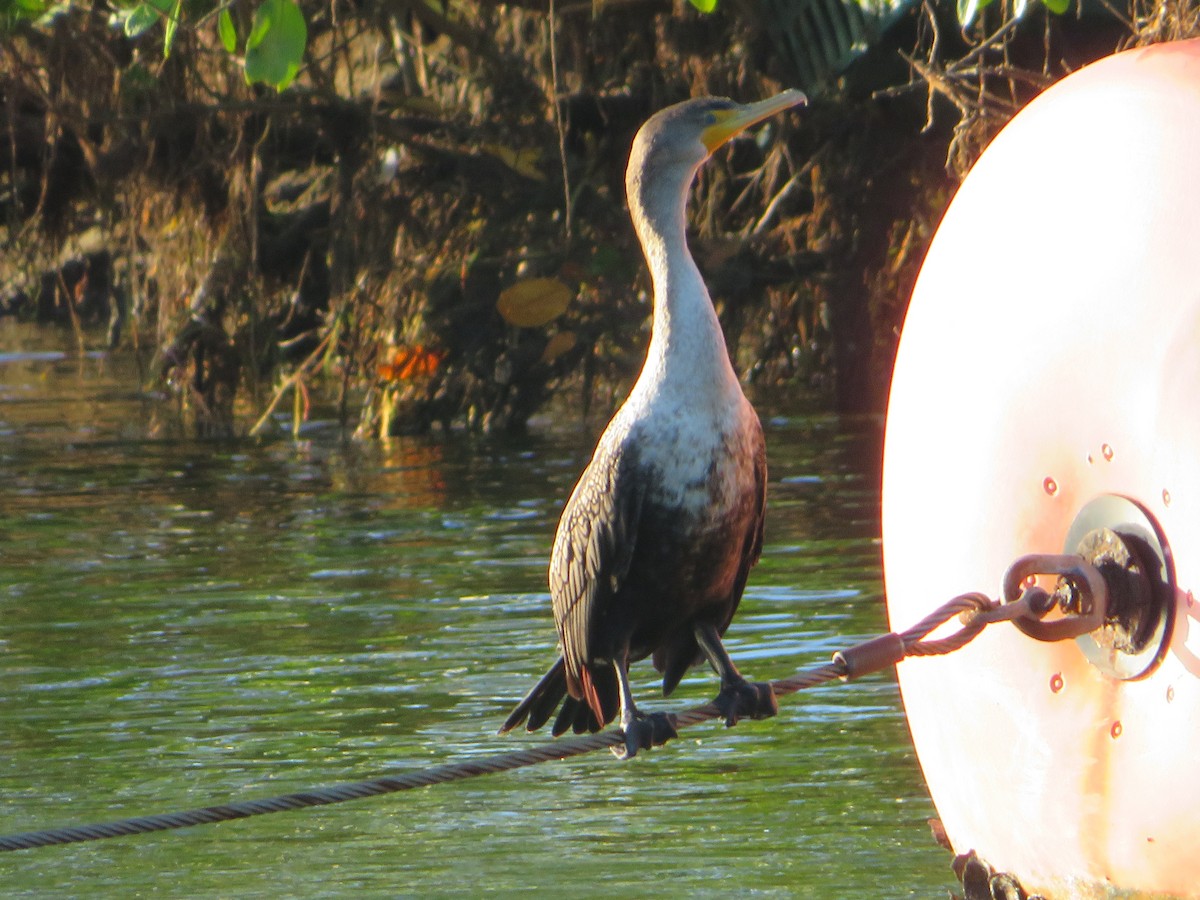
[{"xmin": 1063, "ymin": 494, "xmax": 1175, "ymax": 682}]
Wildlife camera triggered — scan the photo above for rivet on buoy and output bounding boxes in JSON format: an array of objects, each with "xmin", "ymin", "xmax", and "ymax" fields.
[
  {"xmin": 1042, "ymin": 477, "xmax": 1058, "ymax": 496},
  {"xmin": 1110, "ymin": 721, "xmax": 1123, "ymax": 740},
  {"xmin": 1162, "ymin": 489, "xmax": 1171, "ymax": 507},
  {"xmin": 1101, "ymin": 443, "xmax": 1115, "ymax": 462},
  {"xmin": 1049, "ymin": 673, "xmax": 1064, "ymax": 694},
  {"xmin": 1166, "ymin": 685, "xmax": 1175, "ymax": 703}
]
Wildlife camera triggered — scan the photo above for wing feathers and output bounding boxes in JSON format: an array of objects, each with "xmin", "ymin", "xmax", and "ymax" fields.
[{"xmin": 549, "ymin": 444, "xmax": 643, "ymax": 721}]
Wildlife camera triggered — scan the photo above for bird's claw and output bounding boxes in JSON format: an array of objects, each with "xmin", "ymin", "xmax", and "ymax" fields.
[
  {"xmin": 611, "ymin": 711, "xmax": 678, "ymax": 760},
  {"xmin": 713, "ymin": 678, "xmax": 778, "ymax": 728}
]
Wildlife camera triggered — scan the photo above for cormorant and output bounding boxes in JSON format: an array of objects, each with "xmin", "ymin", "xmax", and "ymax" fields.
[{"xmin": 500, "ymin": 91, "xmax": 807, "ymax": 759}]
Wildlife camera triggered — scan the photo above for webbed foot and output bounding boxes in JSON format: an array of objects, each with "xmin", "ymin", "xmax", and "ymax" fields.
[
  {"xmin": 612, "ymin": 711, "xmax": 678, "ymax": 760},
  {"xmin": 713, "ymin": 678, "xmax": 778, "ymax": 728}
]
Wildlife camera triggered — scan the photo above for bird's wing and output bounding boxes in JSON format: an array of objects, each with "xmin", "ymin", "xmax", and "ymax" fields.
[
  {"xmin": 722, "ymin": 419, "xmax": 768, "ymax": 632},
  {"xmin": 748, "ymin": 424, "xmax": 767, "ymax": 565},
  {"xmin": 548, "ymin": 441, "xmax": 644, "ymax": 697}
]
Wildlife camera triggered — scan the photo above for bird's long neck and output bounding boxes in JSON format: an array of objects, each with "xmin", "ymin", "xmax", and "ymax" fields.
[{"xmin": 628, "ymin": 165, "xmax": 738, "ymax": 399}]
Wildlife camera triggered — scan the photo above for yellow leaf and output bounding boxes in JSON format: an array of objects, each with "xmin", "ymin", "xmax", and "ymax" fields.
[
  {"xmin": 482, "ymin": 143, "xmax": 545, "ymax": 181},
  {"xmin": 497, "ymin": 278, "xmax": 572, "ymax": 327},
  {"xmin": 540, "ymin": 330, "xmax": 577, "ymax": 364}
]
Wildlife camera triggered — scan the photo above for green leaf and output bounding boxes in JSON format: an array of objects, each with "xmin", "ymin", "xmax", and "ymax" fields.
[
  {"xmin": 122, "ymin": 3, "xmax": 158, "ymax": 37},
  {"xmin": 688, "ymin": 0, "xmax": 718, "ymax": 10},
  {"xmin": 1041, "ymin": 0, "xmax": 1069, "ymax": 13},
  {"xmin": 244, "ymin": 0, "xmax": 306, "ymax": 91},
  {"xmin": 5, "ymin": 0, "xmax": 47, "ymax": 21},
  {"xmin": 956, "ymin": 0, "xmax": 993, "ymax": 25},
  {"xmin": 246, "ymin": 0, "xmax": 271, "ymax": 46},
  {"xmin": 161, "ymin": 0, "xmax": 181, "ymax": 58},
  {"xmin": 117, "ymin": 0, "xmax": 179, "ymax": 52},
  {"xmin": 218, "ymin": 7, "xmax": 237, "ymax": 53}
]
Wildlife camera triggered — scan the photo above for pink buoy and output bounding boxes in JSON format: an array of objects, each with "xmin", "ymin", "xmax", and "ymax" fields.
[{"xmin": 883, "ymin": 39, "xmax": 1200, "ymax": 897}]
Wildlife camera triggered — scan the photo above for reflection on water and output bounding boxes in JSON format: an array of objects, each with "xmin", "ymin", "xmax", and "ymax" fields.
[{"xmin": 0, "ymin": 324, "xmax": 949, "ymax": 896}]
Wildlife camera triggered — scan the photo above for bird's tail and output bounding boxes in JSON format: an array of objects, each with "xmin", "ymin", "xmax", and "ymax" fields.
[{"xmin": 499, "ymin": 657, "xmax": 618, "ymax": 736}]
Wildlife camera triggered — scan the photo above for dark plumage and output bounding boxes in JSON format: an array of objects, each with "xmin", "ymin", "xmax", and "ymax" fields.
[{"xmin": 501, "ymin": 92, "xmax": 807, "ymax": 759}]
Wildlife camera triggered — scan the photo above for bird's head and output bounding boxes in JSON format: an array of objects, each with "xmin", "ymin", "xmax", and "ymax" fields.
[{"xmin": 626, "ymin": 90, "xmax": 807, "ymax": 215}]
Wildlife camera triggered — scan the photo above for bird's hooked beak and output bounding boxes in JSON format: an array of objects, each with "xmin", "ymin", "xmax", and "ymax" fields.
[{"xmin": 701, "ymin": 89, "xmax": 807, "ymax": 154}]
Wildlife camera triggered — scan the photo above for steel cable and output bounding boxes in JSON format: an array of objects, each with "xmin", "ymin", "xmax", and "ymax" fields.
[{"xmin": 0, "ymin": 593, "xmax": 1001, "ymax": 853}]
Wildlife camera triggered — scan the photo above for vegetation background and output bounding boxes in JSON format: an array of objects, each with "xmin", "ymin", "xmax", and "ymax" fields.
[{"xmin": 2, "ymin": 0, "xmax": 1197, "ymax": 437}]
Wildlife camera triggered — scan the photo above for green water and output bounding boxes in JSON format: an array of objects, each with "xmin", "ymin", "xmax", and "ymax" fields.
[{"xmin": 0, "ymin": 323, "xmax": 951, "ymax": 897}]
